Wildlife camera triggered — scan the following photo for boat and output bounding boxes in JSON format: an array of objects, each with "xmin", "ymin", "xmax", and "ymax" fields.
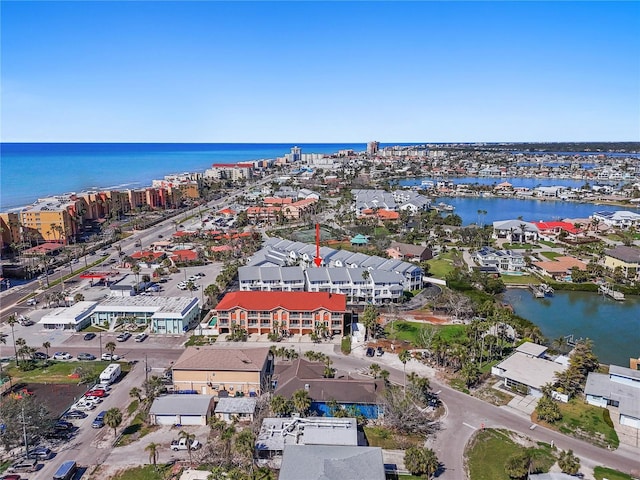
[
  {"xmin": 436, "ymin": 202, "xmax": 455, "ymax": 212},
  {"xmin": 539, "ymin": 283, "xmax": 554, "ymax": 297}
]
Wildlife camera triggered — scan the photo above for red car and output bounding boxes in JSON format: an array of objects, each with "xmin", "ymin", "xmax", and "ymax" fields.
[
  {"xmin": 86, "ymin": 389, "xmax": 106, "ymax": 397},
  {"xmin": 2, "ymin": 475, "xmax": 22, "ymax": 480}
]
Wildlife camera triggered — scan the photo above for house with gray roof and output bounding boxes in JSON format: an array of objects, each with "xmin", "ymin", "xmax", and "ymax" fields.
[
  {"xmin": 279, "ymin": 445, "xmax": 385, "ymax": 480},
  {"xmin": 603, "ymin": 245, "xmax": 640, "ymax": 280},
  {"xmin": 149, "ymin": 394, "xmax": 215, "ymax": 425},
  {"xmin": 492, "ymin": 219, "xmax": 540, "ymax": 243},
  {"xmin": 585, "ymin": 364, "xmax": 640, "ymax": 429},
  {"xmin": 238, "ymin": 266, "xmax": 305, "ymax": 292},
  {"xmin": 475, "ymin": 246, "xmax": 525, "ymax": 273},
  {"xmin": 214, "ymin": 397, "xmax": 258, "ymax": 423}
]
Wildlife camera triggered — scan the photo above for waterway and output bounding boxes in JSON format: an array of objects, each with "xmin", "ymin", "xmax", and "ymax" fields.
[
  {"xmin": 431, "ymin": 196, "xmax": 638, "ymax": 226},
  {"xmin": 398, "ymin": 176, "xmax": 622, "ymax": 190},
  {"xmin": 502, "ymin": 288, "xmax": 640, "ymax": 366}
]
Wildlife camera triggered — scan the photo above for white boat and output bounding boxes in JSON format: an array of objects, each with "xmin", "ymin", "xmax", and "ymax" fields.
[{"xmin": 436, "ymin": 202, "xmax": 455, "ymax": 212}]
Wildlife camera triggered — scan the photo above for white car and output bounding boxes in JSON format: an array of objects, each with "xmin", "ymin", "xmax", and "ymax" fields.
[
  {"xmin": 101, "ymin": 353, "xmax": 120, "ymax": 361},
  {"xmin": 53, "ymin": 352, "xmax": 72, "ymax": 360},
  {"xmin": 74, "ymin": 401, "xmax": 97, "ymax": 411},
  {"xmin": 188, "ymin": 275, "xmax": 199, "ymax": 282}
]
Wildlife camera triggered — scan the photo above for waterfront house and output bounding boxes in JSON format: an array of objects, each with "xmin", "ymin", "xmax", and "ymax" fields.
[
  {"xmin": 531, "ymin": 256, "xmax": 587, "ymax": 280},
  {"xmin": 273, "ymin": 358, "xmax": 384, "ymax": 419},
  {"xmin": 492, "ymin": 220, "xmax": 540, "ymax": 244},
  {"xmin": 172, "ymin": 346, "xmax": 273, "ymax": 397},
  {"xmin": 533, "ymin": 221, "xmax": 581, "ymax": 239},
  {"xmin": 474, "ymin": 246, "xmax": 525, "ymax": 273},
  {"xmin": 591, "ymin": 210, "xmax": 640, "ymax": 229},
  {"xmin": 585, "ymin": 365, "xmax": 640, "ymax": 429},
  {"xmin": 386, "ymin": 241, "xmax": 433, "ymax": 262},
  {"xmin": 603, "ymin": 245, "xmax": 640, "ymax": 280},
  {"xmin": 212, "ymin": 291, "xmax": 347, "ymax": 336}
]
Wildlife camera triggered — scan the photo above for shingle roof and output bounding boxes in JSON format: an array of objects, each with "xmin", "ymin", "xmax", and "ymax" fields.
[
  {"xmin": 604, "ymin": 246, "xmax": 640, "ymax": 264},
  {"xmin": 214, "ymin": 397, "xmax": 258, "ymax": 414},
  {"xmin": 214, "ymin": 291, "xmax": 346, "ymax": 312},
  {"xmin": 173, "ymin": 346, "xmax": 271, "ymax": 372}
]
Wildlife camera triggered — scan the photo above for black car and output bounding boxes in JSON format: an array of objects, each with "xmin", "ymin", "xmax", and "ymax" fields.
[
  {"xmin": 84, "ymin": 333, "xmax": 96, "ymax": 341},
  {"xmin": 62, "ymin": 410, "xmax": 87, "ymax": 420},
  {"xmin": 53, "ymin": 420, "xmax": 73, "ymax": 430},
  {"xmin": 365, "ymin": 347, "xmax": 375, "ymax": 357},
  {"xmin": 32, "ymin": 351, "xmax": 49, "ymax": 360}
]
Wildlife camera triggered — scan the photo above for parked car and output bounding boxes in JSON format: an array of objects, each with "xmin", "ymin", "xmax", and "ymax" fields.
[
  {"xmin": 116, "ymin": 332, "xmax": 131, "ymax": 342},
  {"xmin": 83, "ymin": 333, "xmax": 96, "ymax": 341},
  {"xmin": 77, "ymin": 353, "xmax": 96, "ymax": 361},
  {"xmin": 53, "ymin": 352, "xmax": 72, "ymax": 360},
  {"xmin": 84, "ymin": 395, "xmax": 103, "ymax": 403},
  {"xmin": 376, "ymin": 346, "xmax": 384, "ymax": 357},
  {"xmin": 92, "ymin": 411, "xmax": 107, "ymax": 429},
  {"xmin": 6, "ymin": 458, "xmax": 38, "ymax": 473},
  {"xmin": 73, "ymin": 400, "xmax": 96, "ymax": 411},
  {"xmin": 85, "ymin": 389, "xmax": 107, "ymax": 398},
  {"xmin": 53, "ymin": 420, "xmax": 73, "ymax": 430},
  {"xmin": 1, "ymin": 474, "xmax": 22, "ymax": 480},
  {"xmin": 26, "ymin": 298, "xmax": 38, "ymax": 306},
  {"xmin": 62, "ymin": 410, "xmax": 87, "ymax": 419},
  {"xmin": 27, "ymin": 446, "xmax": 53, "ymax": 460},
  {"xmin": 32, "ymin": 351, "xmax": 48, "ymax": 360},
  {"xmin": 101, "ymin": 353, "xmax": 120, "ymax": 361},
  {"xmin": 365, "ymin": 347, "xmax": 375, "ymax": 357},
  {"xmin": 135, "ymin": 333, "xmax": 148, "ymax": 343}
]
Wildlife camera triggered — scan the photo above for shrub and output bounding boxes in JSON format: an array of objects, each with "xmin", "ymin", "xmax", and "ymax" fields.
[{"xmin": 341, "ymin": 336, "xmax": 351, "ymax": 355}]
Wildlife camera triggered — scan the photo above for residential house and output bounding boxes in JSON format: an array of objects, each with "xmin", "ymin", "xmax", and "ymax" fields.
[
  {"xmin": 531, "ymin": 256, "xmax": 587, "ymax": 280},
  {"xmin": 386, "ymin": 241, "xmax": 432, "ymax": 262},
  {"xmin": 591, "ymin": 210, "xmax": 640, "ymax": 229},
  {"xmin": 475, "ymin": 246, "xmax": 525, "ymax": 273},
  {"xmin": 149, "ymin": 395, "xmax": 215, "ymax": 426},
  {"xmin": 172, "ymin": 346, "xmax": 273, "ymax": 397},
  {"xmin": 238, "ymin": 266, "xmax": 306, "ymax": 292},
  {"xmin": 585, "ymin": 365, "xmax": 640, "ymax": 429},
  {"xmin": 273, "ymin": 358, "xmax": 384, "ymax": 418},
  {"xmin": 492, "ymin": 342, "xmax": 568, "ymax": 398},
  {"xmin": 603, "ymin": 246, "xmax": 640, "ymax": 280},
  {"xmin": 492, "ymin": 220, "xmax": 540, "ymax": 243},
  {"xmin": 214, "ymin": 397, "xmax": 258, "ymax": 423},
  {"xmin": 212, "ymin": 291, "xmax": 347, "ymax": 336},
  {"xmin": 533, "ymin": 221, "xmax": 581, "ymax": 239},
  {"xmin": 279, "ymin": 445, "xmax": 385, "ymax": 480}
]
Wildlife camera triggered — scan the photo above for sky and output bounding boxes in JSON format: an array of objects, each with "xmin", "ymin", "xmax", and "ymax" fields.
[{"xmin": 1, "ymin": 1, "xmax": 639, "ymax": 143}]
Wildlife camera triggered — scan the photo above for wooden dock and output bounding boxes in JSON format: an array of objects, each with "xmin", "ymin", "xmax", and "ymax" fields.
[
  {"xmin": 598, "ymin": 284, "xmax": 625, "ymax": 301},
  {"xmin": 529, "ymin": 284, "xmax": 545, "ymax": 298}
]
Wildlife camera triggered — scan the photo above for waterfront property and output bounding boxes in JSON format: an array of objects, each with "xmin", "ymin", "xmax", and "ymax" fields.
[
  {"xmin": 213, "ymin": 291, "xmax": 347, "ymax": 336},
  {"xmin": 603, "ymin": 245, "xmax": 640, "ymax": 281},
  {"xmin": 492, "ymin": 342, "xmax": 568, "ymax": 398},
  {"xmin": 148, "ymin": 394, "xmax": 215, "ymax": 426},
  {"xmin": 386, "ymin": 241, "xmax": 433, "ymax": 262},
  {"xmin": 585, "ymin": 365, "xmax": 640, "ymax": 429},
  {"xmin": 171, "ymin": 346, "xmax": 273, "ymax": 397},
  {"xmin": 90, "ymin": 296, "xmax": 200, "ymax": 334},
  {"xmin": 591, "ymin": 210, "xmax": 640, "ymax": 229},
  {"xmin": 474, "ymin": 246, "xmax": 525, "ymax": 273},
  {"xmin": 273, "ymin": 358, "xmax": 384, "ymax": 419},
  {"xmin": 531, "ymin": 256, "xmax": 587, "ymax": 280}
]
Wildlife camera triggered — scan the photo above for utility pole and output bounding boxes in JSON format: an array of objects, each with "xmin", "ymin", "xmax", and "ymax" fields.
[{"xmin": 145, "ymin": 354, "xmax": 149, "ymax": 382}]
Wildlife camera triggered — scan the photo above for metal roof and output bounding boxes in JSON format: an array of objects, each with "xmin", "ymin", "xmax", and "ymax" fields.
[
  {"xmin": 279, "ymin": 445, "xmax": 385, "ymax": 480},
  {"xmin": 149, "ymin": 395, "xmax": 215, "ymax": 416}
]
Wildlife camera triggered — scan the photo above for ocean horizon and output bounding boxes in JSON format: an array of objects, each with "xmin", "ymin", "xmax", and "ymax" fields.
[{"xmin": 0, "ymin": 142, "xmax": 377, "ymax": 211}]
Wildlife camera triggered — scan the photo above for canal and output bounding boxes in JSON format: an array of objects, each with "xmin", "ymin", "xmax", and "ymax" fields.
[{"xmin": 502, "ymin": 288, "xmax": 640, "ymax": 367}]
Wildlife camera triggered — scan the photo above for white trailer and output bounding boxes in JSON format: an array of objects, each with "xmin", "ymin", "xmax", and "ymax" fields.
[{"xmin": 99, "ymin": 363, "xmax": 121, "ymax": 385}]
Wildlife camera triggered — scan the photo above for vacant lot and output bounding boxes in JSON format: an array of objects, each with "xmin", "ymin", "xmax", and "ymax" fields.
[{"xmin": 6, "ymin": 382, "xmax": 87, "ymax": 418}]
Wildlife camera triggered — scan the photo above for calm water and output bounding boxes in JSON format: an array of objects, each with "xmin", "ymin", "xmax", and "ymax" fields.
[
  {"xmin": 0, "ymin": 142, "xmax": 371, "ymax": 211},
  {"xmin": 399, "ymin": 176, "xmax": 621, "ymax": 190},
  {"xmin": 432, "ymin": 196, "xmax": 638, "ymax": 226},
  {"xmin": 502, "ymin": 288, "xmax": 640, "ymax": 366}
]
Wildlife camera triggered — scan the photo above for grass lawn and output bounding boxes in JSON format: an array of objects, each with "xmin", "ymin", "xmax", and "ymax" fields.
[
  {"xmin": 386, "ymin": 321, "xmax": 467, "ymax": 347},
  {"xmin": 426, "ymin": 252, "xmax": 457, "ymax": 279},
  {"xmin": 539, "ymin": 240, "xmax": 559, "ymax": 248},
  {"xmin": 466, "ymin": 429, "xmax": 556, "ymax": 480},
  {"xmin": 105, "ymin": 464, "xmax": 172, "ymax": 480},
  {"xmin": 364, "ymin": 426, "xmax": 423, "ymax": 449},
  {"xmin": 593, "ymin": 466, "xmax": 632, "ymax": 480},
  {"xmin": 539, "ymin": 251, "xmax": 563, "ymax": 260},
  {"xmin": 534, "ymin": 399, "xmax": 619, "ymax": 449},
  {"xmin": 501, "ymin": 274, "xmax": 538, "ymax": 285},
  {"xmin": 6, "ymin": 360, "xmax": 131, "ymax": 384},
  {"xmin": 502, "ymin": 243, "xmax": 538, "ymax": 250}
]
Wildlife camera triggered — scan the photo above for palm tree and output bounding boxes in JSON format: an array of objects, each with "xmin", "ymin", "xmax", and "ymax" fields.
[
  {"xmin": 0, "ymin": 333, "xmax": 7, "ymax": 373},
  {"xmin": 105, "ymin": 341, "xmax": 116, "ymax": 357},
  {"xmin": 234, "ymin": 429, "xmax": 256, "ymax": 471},
  {"xmin": 42, "ymin": 341, "xmax": 51, "ymax": 359},
  {"xmin": 178, "ymin": 430, "xmax": 196, "ymax": 466},
  {"xmin": 145, "ymin": 442, "xmax": 160, "ymax": 470},
  {"xmin": 398, "ymin": 349, "xmax": 411, "ymax": 393},
  {"xmin": 104, "ymin": 407, "xmax": 123, "ymax": 437},
  {"xmin": 129, "ymin": 386, "xmax": 142, "ymax": 403},
  {"xmin": 7, "ymin": 314, "xmax": 19, "ymax": 366},
  {"xmin": 291, "ymin": 389, "xmax": 311, "ymax": 417},
  {"xmin": 270, "ymin": 394, "xmax": 292, "ymax": 417}
]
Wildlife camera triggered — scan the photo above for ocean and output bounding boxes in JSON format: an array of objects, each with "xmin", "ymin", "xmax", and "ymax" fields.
[{"xmin": 0, "ymin": 142, "xmax": 369, "ymax": 211}]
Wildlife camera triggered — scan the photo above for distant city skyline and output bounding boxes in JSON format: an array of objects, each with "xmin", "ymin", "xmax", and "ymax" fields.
[{"xmin": 1, "ymin": 1, "xmax": 639, "ymax": 143}]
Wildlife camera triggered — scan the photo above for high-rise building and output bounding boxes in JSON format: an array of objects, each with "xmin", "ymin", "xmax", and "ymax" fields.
[
  {"xmin": 290, "ymin": 146, "xmax": 301, "ymax": 162},
  {"xmin": 367, "ymin": 141, "xmax": 380, "ymax": 155}
]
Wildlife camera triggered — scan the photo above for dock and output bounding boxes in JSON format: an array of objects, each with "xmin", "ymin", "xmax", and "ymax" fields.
[
  {"xmin": 529, "ymin": 283, "xmax": 554, "ymax": 299},
  {"xmin": 598, "ymin": 284, "xmax": 625, "ymax": 301},
  {"xmin": 529, "ymin": 284, "xmax": 545, "ymax": 298}
]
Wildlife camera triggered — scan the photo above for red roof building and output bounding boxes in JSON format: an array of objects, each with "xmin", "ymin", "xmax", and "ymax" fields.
[
  {"xmin": 534, "ymin": 221, "xmax": 580, "ymax": 235},
  {"xmin": 214, "ymin": 291, "xmax": 347, "ymax": 336},
  {"xmin": 170, "ymin": 249, "xmax": 199, "ymax": 262}
]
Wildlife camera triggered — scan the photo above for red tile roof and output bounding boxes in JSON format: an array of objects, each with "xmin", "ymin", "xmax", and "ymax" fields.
[
  {"xmin": 215, "ymin": 291, "xmax": 347, "ymax": 312},
  {"xmin": 533, "ymin": 221, "xmax": 579, "ymax": 234},
  {"xmin": 170, "ymin": 249, "xmax": 198, "ymax": 261},
  {"xmin": 131, "ymin": 250, "xmax": 165, "ymax": 260}
]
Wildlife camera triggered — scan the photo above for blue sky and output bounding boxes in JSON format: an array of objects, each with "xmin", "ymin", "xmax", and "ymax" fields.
[{"xmin": 1, "ymin": 1, "xmax": 639, "ymax": 143}]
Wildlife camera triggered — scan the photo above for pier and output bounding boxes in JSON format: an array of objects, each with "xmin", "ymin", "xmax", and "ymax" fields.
[
  {"xmin": 598, "ymin": 284, "xmax": 625, "ymax": 301},
  {"xmin": 529, "ymin": 284, "xmax": 545, "ymax": 298},
  {"xmin": 529, "ymin": 283, "xmax": 554, "ymax": 299}
]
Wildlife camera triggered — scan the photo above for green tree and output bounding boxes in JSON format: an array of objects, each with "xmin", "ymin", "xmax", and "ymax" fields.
[
  {"xmin": 504, "ymin": 450, "xmax": 531, "ymax": 479},
  {"xmin": 42, "ymin": 341, "xmax": 51, "ymax": 360},
  {"xmin": 145, "ymin": 442, "xmax": 160, "ymax": 470},
  {"xmin": 404, "ymin": 446, "xmax": 439, "ymax": 479},
  {"xmin": 460, "ymin": 361, "xmax": 481, "ymax": 389},
  {"xmin": 179, "ymin": 429, "xmax": 197, "ymax": 467},
  {"xmin": 104, "ymin": 407, "xmax": 123, "ymax": 437},
  {"xmin": 129, "ymin": 386, "xmax": 142, "ymax": 403},
  {"xmin": 361, "ymin": 304, "xmax": 379, "ymax": 340},
  {"xmin": 234, "ymin": 429, "xmax": 256, "ymax": 470},
  {"xmin": 557, "ymin": 449, "xmax": 580, "ymax": 475},
  {"xmin": 270, "ymin": 394, "xmax": 292, "ymax": 417},
  {"xmin": 535, "ymin": 394, "xmax": 562, "ymax": 423},
  {"xmin": 105, "ymin": 341, "xmax": 117, "ymax": 357},
  {"xmin": 7, "ymin": 314, "xmax": 19, "ymax": 366},
  {"xmin": 291, "ymin": 389, "xmax": 311, "ymax": 417}
]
